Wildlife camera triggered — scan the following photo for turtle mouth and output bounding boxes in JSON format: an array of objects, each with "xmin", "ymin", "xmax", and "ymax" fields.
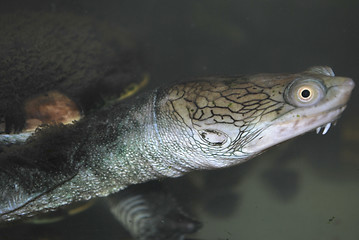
[
  {"xmin": 315, "ymin": 122, "xmax": 333, "ymax": 135},
  {"xmin": 240, "ymin": 75, "xmax": 354, "ymax": 156},
  {"xmin": 313, "ymin": 111, "xmax": 342, "ymax": 135},
  {"xmin": 240, "ymin": 104, "xmax": 347, "ymax": 156},
  {"xmin": 306, "ymin": 105, "xmax": 346, "ymax": 135}
]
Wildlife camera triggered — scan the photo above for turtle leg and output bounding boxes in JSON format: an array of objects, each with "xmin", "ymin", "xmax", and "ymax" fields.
[{"xmin": 107, "ymin": 181, "xmax": 201, "ymax": 240}]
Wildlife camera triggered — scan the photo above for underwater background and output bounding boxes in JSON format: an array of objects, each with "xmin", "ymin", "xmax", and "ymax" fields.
[{"xmin": 0, "ymin": 0, "xmax": 358, "ymax": 239}]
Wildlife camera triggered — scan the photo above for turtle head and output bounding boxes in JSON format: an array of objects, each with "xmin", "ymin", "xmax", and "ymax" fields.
[{"xmin": 158, "ymin": 66, "xmax": 354, "ymax": 170}]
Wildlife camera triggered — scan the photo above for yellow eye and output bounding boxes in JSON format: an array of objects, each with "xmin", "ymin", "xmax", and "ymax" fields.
[{"xmin": 285, "ymin": 78, "xmax": 326, "ymax": 107}]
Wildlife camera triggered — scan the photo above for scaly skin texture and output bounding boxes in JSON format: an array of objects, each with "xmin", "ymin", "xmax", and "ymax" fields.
[{"xmin": 0, "ymin": 66, "xmax": 354, "ymax": 221}]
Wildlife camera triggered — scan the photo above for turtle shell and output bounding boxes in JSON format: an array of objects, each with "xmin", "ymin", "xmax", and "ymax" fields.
[
  {"xmin": 0, "ymin": 12, "xmax": 146, "ymax": 134},
  {"xmin": 0, "ymin": 11, "xmax": 148, "ymax": 224}
]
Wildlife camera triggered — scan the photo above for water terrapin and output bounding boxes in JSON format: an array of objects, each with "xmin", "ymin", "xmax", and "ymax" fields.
[{"xmin": 0, "ymin": 11, "xmax": 355, "ymax": 240}]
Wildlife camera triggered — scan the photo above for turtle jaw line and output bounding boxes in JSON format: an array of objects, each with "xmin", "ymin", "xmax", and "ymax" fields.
[{"xmin": 239, "ymin": 105, "xmax": 346, "ymax": 156}]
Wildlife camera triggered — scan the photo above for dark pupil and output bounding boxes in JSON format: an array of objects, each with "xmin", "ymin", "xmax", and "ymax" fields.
[{"xmin": 301, "ymin": 89, "xmax": 310, "ymax": 98}]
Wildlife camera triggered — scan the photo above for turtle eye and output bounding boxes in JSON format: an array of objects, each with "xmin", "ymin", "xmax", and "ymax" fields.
[
  {"xmin": 285, "ymin": 78, "xmax": 326, "ymax": 107},
  {"xmin": 198, "ymin": 129, "xmax": 228, "ymax": 146},
  {"xmin": 298, "ymin": 86, "xmax": 312, "ymax": 102}
]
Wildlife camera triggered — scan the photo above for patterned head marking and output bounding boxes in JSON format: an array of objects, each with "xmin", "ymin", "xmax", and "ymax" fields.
[
  {"xmin": 161, "ymin": 67, "xmax": 354, "ymax": 164},
  {"xmin": 165, "ymin": 75, "xmax": 290, "ymax": 158}
]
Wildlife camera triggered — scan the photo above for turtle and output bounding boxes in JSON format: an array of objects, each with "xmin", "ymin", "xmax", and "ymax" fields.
[
  {"xmin": 0, "ymin": 11, "xmax": 355, "ymax": 240},
  {"xmin": 0, "ymin": 12, "xmax": 201, "ymax": 240},
  {"xmin": 0, "ymin": 64, "xmax": 354, "ymax": 239}
]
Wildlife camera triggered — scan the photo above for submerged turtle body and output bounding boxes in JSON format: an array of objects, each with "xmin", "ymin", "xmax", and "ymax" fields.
[
  {"xmin": 0, "ymin": 12, "xmax": 355, "ymax": 240},
  {"xmin": 0, "ymin": 65, "xmax": 354, "ymax": 220}
]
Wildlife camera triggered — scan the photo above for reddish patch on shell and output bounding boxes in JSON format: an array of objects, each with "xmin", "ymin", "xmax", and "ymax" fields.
[{"xmin": 24, "ymin": 91, "xmax": 81, "ymax": 132}]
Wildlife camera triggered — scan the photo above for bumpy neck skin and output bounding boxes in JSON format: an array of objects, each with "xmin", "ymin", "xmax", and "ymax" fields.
[
  {"xmin": 83, "ymin": 90, "xmax": 199, "ymax": 189},
  {"xmin": 0, "ymin": 92, "xmax": 176, "ymax": 221},
  {"xmin": 95, "ymin": 88, "xmax": 232, "ymax": 184}
]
